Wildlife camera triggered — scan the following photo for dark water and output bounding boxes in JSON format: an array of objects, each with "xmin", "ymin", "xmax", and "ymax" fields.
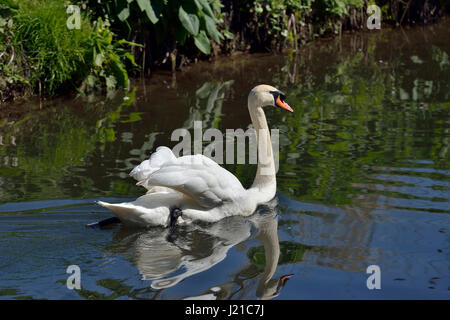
[{"xmin": 0, "ymin": 19, "xmax": 449, "ymax": 300}]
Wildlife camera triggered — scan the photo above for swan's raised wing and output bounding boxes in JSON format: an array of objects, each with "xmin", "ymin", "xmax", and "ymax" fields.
[
  {"xmin": 130, "ymin": 147, "xmax": 246, "ymax": 208},
  {"xmin": 130, "ymin": 146, "xmax": 177, "ymax": 182}
]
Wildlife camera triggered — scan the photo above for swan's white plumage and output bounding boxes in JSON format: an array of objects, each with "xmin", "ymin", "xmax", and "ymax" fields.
[
  {"xmin": 130, "ymin": 146, "xmax": 246, "ymax": 209},
  {"xmin": 130, "ymin": 146, "xmax": 176, "ymax": 184},
  {"xmin": 144, "ymin": 152, "xmax": 246, "ymax": 208}
]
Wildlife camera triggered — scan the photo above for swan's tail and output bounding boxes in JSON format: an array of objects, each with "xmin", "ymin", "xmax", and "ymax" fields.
[
  {"xmin": 96, "ymin": 200, "xmax": 169, "ymax": 227},
  {"xmin": 96, "ymin": 201, "xmax": 149, "ymax": 227}
]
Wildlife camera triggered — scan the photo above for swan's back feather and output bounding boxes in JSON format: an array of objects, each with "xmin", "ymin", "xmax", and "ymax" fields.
[
  {"xmin": 130, "ymin": 148, "xmax": 245, "ymax": 208},
  {"xmin": 130, "ymin": 146, "xmax": 176, "ymax": 182}
]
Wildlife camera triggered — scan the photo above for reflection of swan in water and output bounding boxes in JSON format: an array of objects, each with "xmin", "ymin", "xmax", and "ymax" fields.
[
  {"xmin": 183, "ymin": 202, "xmax": 292, "ymax": 300},
  {"xmin": 109, "ymin": 214, "xmax": 253, "ymax": 290},
  {"xmin": 108, "ymin": 199, "xmax": 292, "ymax": 298}
]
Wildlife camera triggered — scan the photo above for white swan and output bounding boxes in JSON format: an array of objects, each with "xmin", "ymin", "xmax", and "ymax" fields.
[{"xmin": 97, "ymin": 84, "xmax": 293, "ymax": 227}]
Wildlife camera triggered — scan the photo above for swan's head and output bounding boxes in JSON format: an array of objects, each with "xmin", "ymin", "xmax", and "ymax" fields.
[
  {"xmin": 248, "ymin": 84, "xmax": 293, "ymax": 112},
  {"xmin": 257, "ymin": 273, "xmax": 294, "ymax": 300}
]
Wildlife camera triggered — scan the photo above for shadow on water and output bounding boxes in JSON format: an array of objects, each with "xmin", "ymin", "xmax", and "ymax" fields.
[{"xmin": 0, "ymin": 19, "xmax": 449, "ymax": 299}]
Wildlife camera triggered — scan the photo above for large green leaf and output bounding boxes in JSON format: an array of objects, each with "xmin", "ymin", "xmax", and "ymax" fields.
[
  {"xmin": 94, "ymin": 52, "xmax": 104, "ymax": 67},
  {"xmin": 105, "ymin": 75, "xmax": 117, "ymax": 92},
  {"xmin": 196, "ymin": 0, "xmax": 214, "ymax": 18},
  {"xmin": 222, "ymin": 29, "xmax": 235, "ymax": 40},
  {"xmin": 194, "ymin": 30, "xmax": 211, "ymax": 54},
  {"xmin": 124, "ymin": 52, "xmax": 137, "ymax": 67},
  {"xmin": 136, "ymin": 0, "xmax": 159, "ymax": 24},
  {"xmin": 110, "ymin": 56, "xmax": 128, "ymax": 88},
  {"xmin": 118, "ymin": 7, "xmax": 130, "ymax": 21},
  {"xmin": 178, "ymin": 6, "xmax": 199, "ymax": 36},
  {"xmin": 204, "ymin": 14, "xmax": 221, "ymax": 43}
]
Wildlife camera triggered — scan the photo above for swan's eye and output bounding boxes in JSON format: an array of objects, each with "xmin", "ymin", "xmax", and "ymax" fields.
[
  {"xmin": 270, "ymin": 90, "xmax": 293, "ymax": 112},
  {"xmin": 269, "ymin": 90, "xmax": 285, "ymax": 102}
]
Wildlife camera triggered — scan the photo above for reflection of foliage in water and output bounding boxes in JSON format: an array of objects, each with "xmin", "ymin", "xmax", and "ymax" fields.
[
  {"xmin": 75, "ymin": 279, "xmax": 134, "ymax": 300},
  {"xmin": 0, "ymin": 89, "xmax": 140, "ymax": 203},
  {"xmin": 183, "ymin": 80, "xmax": 235, "ymax": 129},
  {"xmin": 247, "ymin": 241, "xmax": 315, "ymax": 269},
  {"xmin": 269, "ymin": 33, "xmax": 449, "ymax": 205}
]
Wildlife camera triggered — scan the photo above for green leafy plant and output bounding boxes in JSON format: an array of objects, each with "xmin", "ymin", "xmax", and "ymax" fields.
[
  {"xmin": 0, "ymin": 0, "xmax": 141, "ymax": 99},
  {"xmin": 81, "ymin": 18, "xmax": 142, "ymax": 93},
  {"xmin": 325, "ymin": 0, "xmax": 363, "ymax": 16},
  {"xmin": 0, "ymin": 0, "xmax": 29, "ymax": 100},
  {"xmin": 108, "ymin": 0, "xmax": 231, "ymax": 55},
  {"xmin": 10, "ymin": 0, "xmax": 94, "ymax": 95},
  {"xmin": 247, "ymin": 0, "xmax": 310, "ymax": 50}
]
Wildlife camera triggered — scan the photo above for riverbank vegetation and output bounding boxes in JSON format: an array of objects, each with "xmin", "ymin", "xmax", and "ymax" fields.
[
  {"xmin": 0, "ymin": 0, "xmax": 141, "ymax": 100},
  {"xmin": 1, "ymin": 0, "xmax": 449, "ymax": 101}
]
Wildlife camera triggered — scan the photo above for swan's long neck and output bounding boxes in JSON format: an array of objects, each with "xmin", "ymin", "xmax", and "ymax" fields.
[{"xmin": 248, "ymin": 103, "xmax": 276, "ymax": 202}]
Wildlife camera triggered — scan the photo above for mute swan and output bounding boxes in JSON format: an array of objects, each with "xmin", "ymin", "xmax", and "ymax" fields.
[{"xmin": 96, "ymin": 84, "xmax": 293, "ymax": 227}]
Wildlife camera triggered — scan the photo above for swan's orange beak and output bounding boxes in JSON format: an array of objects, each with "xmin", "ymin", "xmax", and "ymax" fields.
[
  {"xmin": 280, "ymin": 274, "xmax": 294, "ymax": 286},
  {"xmin": 276, "ymin": 95, "xmax": 293, "ymax": 112},
  {"xmin": 274, "ymin": 273, "xmax": 294, "ymax": 296}
]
